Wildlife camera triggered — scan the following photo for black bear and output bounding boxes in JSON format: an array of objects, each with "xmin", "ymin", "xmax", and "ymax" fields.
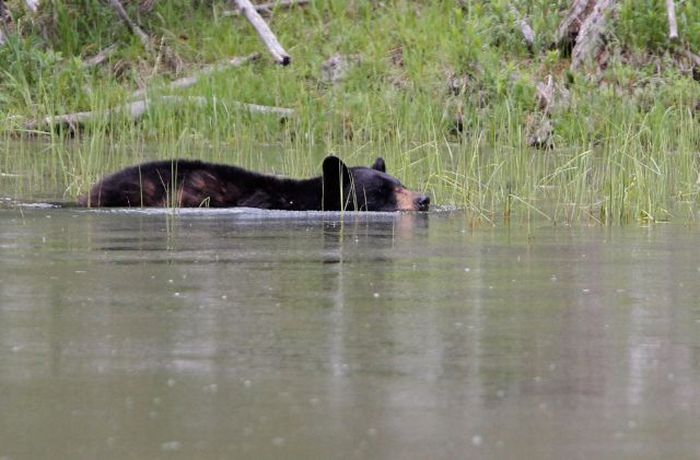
[{"xmin": 79, "ymin": 156, "xmax": 430, "ymax": 212}]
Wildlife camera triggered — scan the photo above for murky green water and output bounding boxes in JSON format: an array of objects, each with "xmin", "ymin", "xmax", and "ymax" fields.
[{"xmin": 1, "ymin": 207, "xmax": 700, "ymax": 459}]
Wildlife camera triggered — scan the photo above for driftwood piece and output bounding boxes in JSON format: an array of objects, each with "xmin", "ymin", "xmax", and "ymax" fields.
[
  {"xmin": 224, "ymin": 0, "xmax": 309, "ymax": 17},
  {"xmin": 131, "ymin": 53, "xmax": 259, "ymax": 98},
  {"xmin": 0, "ymin": 0, "xmax": 10, "ymax": 46},
  {"xmin": 571, "ymin": 0, "xmax": 617, "ymax": 71},
  {"xmin": 556, "ymin": 0, "xmax": 595, "ymax": 54},
  {"xmin": 25, "ymin": 100, "xmax": 151, "ymax": 132},
  {"xmin": 107, "ymin": 0, "xmax": 153, "ymax": 52},
  {"xmin": 510, "ymin": 6, "xmax": 535, "ymax": 50},
  {"xmin": 233, "ymin": 0, "xmax": 291, "ymax": 65},
  {"xmin": 25, "ymin": 96, "xmax": 294, "ymax": 132},
  {"xmin": 84, "ymin": 44, "xmax": 118, "ymax": 67},
  {"xmin": 666, "ymin": 0, "xmax": 678, "ymax": 41}
]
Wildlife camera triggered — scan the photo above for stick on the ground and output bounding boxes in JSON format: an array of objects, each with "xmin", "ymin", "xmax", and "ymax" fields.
[
  {"xmin": 131, "ymin": 53, "xmax": 259, "ymax": 99},
  {"xmin": 510, "ymin": 6, "xmax": 535, "ymax": 50},
  {"xmin": 666, "ymin": 0, "xmax": 678, "ymax": 41},
  {"xmin": 0, "ymin": 0, "xmax": 10, "ymax": 47},
  {"xmin": 224, "ymin": 0, "xmax": 309, "ymax": 17},
  {"xmin": 25, "ymin": 0, "xmax": 38, "ymax": 12},
  {"xmin": 233, "ymin": 0, "xmax": 291, "ymax": 65},
  {"xmin": 25, "ymin": 96, "xmax": 294, "ymax": 132},
  {"xmin": 84, "ymin": 44, "xmax": 118, "ymax": 67},
  {"xmin": 107, "ymin": 0, "xmax": 153, "ymax": 52}
]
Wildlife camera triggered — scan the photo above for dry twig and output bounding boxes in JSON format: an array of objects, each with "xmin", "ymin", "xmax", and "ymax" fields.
[{"xmin": 233, "ymin": 0, "xmax": 291, "ymax": 65}]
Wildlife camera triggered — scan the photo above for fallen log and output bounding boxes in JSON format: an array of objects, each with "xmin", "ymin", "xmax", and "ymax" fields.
[
  {"xmin": 0, "ymin": 0, "xmax": 10, "ymax": 46},
  {"xmin": 25, "ymin": 96, "xmax": 294, "ymax": 133},
  {"xmin": 224, "ymin": 0, "xmax": 309, "ymax": 17},
  {"xmin": 107, "ymin": 0, "xmax": 153, "ymax": 52},
  {"xmin": 510, "ymin": 6, "xmax": 535, "ymax": 51},
  {"xmin": 233, "ymin": 0, "xmax": 291, "ymax": 65},
  {"xmin": 131, "ymin": 53, "xmax": 259, "ymax": 98},
  {"xmin": 84, "ymin": 44, "xmax": 118, "ymax": 67},
  {"xmin": 666, "ymin": 0, "xmax": 678, "ymax": 41}
]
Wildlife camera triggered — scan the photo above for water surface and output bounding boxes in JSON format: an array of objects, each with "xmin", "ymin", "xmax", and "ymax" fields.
[{"xmin": 1, "ymin": 207, "xmax": 700, "ymax": 459}]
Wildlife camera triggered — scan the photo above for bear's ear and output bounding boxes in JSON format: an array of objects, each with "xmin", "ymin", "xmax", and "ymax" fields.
[
  {"xmin": 322, "ymin": 156, "xmax": 353, "ymax": 210},
  {"xmin": 371, "ymin": 157, "xmax": 386, "ymax": 173}
]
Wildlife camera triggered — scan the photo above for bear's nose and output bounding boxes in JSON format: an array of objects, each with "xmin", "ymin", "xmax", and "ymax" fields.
[{"xmin": 415, "ymin": 195, "xmax": 430, "ymax": 211}]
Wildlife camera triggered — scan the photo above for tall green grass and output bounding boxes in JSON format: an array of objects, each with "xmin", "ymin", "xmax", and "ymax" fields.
[{"xmin": 0, "ymin": 0, "xmax": 698, "ymax": 223}]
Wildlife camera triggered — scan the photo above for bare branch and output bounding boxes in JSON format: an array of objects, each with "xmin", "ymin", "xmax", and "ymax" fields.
[
  {"xmin": 666, "ymin": 0, "xmax": 678, "ymax": 41},
  {"xmin": 25, "ymin": 96, "xmax": 294, "ymax": 132},
  {"xmin": 0, "ymin": 0, "xmax": 10, "ymax": 47},
  {"xmin": 107, "ymin": 0, "xmax": 153, "ymax": 52},
  {"xmin": 131, "ymin": 53, "xmax": 259, "ymax": 99},
  {"xmin": 233, "ymin": 0, "xmax": 291, "ymax": 65},
  {"xmin": 510, "ymin": 6, "xmax": 535, "ymax": 50},
  {"xmin": 25, "ymin": 0, "xmax": 38, "ymax": 12},
  {"xmin": 84, "ymin": 44, "xmax": 118, "ymax": 67},
  {"xmin": 224, "ymin": 0, "xmax": 309, "ymax": 17}
]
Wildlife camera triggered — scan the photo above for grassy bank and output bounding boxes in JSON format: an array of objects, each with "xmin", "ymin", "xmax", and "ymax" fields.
[{"xmin": 0, "ymin": 0, "xmax": 699, "ymax": 223}]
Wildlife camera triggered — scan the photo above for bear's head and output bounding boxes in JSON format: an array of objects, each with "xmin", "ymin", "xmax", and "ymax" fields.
[{"xmin": 322, "ymin": 156, "xmax": 430, "ymax": 212}]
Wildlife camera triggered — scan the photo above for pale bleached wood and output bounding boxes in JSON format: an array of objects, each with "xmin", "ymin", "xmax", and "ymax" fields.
[
  {"xmin": 224, "ymin": 0, "xmax": 309, "ymax": 17},
  {"xmin": 25, "ymin": 96, "xmax": 294, "ymax": 132},
  {"xmin": 510, "ymin": 6, "xmax": 535, "ymax": 50},
  {"xmin": 107, "ymin": 0, "xmax": 152, "ymax": 52},
  {"xmin": 131, "ymin": 53, "xmax": 259, "ymax": 99},
  {"xmin": 233, "ymin": 0, "xmax": 291, "ymax": 65},
  {"xmin": 84, "ymin": 44, "xmax": 118, "ymax": 67},
  {"xmin": 666, "ymin": 0, "xmax": 678, "ymax": 41}
]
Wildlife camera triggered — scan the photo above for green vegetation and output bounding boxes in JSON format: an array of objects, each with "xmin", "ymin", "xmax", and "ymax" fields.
[{"xmin": 0, "ymin": 0, "xmax": 698, "ymax": 223}]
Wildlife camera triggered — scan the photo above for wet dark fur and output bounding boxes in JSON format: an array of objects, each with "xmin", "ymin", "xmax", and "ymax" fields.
[{"xmin": 79, "ymin": 156, "xmax": 430, "ymax": 212}]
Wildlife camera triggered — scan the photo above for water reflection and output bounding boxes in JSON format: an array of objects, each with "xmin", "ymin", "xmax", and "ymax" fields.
[{"xmin": 1, "ymin": 209, "xmax": 700, "ymax": 459}]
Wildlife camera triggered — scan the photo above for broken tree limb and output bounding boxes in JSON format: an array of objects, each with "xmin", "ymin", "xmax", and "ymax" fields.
[
  {"xmin": 24, "ymin": 96, "xmax": 294, "ymax": 132},
  {"xmin": 84, "ymin": 44, "xmax": 118, "ymax": 67},
  {"xmin": 130, "ymin": 52, "xmax": 259, "ymax": 99},
  {"xmin": 510, "ymin": 6, "xmax": 535, "ymax": 51},
  {"xmin": 224, "ymin": 0, "xmax": 310, "ymax": 17},
  {"xmin": 25, "ymin": 100, "xmax": 151, "ymax": 132},
  {"xmin": 107, "ymin": 0, "xmax": 153, "ymax": 52},
  {"xmin": 0, "ymin": 0, "xmax": 10, "ymax": 47},
  {"xmin": 571, "ymin": 0, "xmax": 617, "ymax": 71},
  {"xmin": 666, "ymin": 0, "xmax": 678, "ymax": 41},
  {"xmin": 233, "ymin": 0, "xmax": 291, "ymax": 65}
]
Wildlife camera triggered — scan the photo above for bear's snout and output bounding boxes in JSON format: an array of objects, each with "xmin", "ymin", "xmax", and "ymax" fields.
[
  {"xmin": 415, "ymin": 195, "xmax": 430, "ymax": 211},
  {"xmin": 395, "ymin": 188, "xmax": 430, "ymax": 211}
]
